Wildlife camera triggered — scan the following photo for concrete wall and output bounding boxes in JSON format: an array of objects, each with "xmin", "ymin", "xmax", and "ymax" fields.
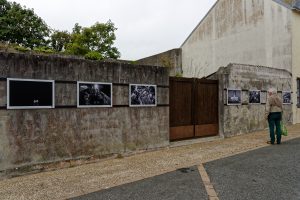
[
  {"xmin": 292, "ymin": 11, "xmax": 300, "ymax": 123},
  {"xmin": 181, "ymin": 0, "xmax": 292, "ymax": 78},
  {"xmin": 0, "ymin": 52, "xmax": 169, "ymax": 172},
  {"xmin": 209, "ymin": 64, "xmax": 292, "ymax": 137},
  {"xmin": 137, "ymin": 49, "xmax": 182, "ymax": 77}
]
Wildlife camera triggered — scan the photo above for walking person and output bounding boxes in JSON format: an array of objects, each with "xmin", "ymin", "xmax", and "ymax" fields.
[{"xmin": 265, "ymin": 88, "xmax": 283, "ymax": 144}]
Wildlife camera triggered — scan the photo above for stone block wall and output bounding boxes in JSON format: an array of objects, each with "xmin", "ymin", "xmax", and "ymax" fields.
[
  {"xmin": 0, "ymin": 52, "xmax": 169, "ymax": 172},
  {"xmin": 208, "ymin": 63, "xmax": 292, "ymax": 137},
  {"xmin": 137, "ymin": 48, "xmax": 182, "ymax": 77}
]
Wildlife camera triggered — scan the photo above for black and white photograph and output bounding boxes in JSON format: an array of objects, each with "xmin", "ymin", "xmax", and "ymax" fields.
[
  {"xmin": 282, "ymin": 91, "xmax": 292, "ymax": 104},
  {"xmin": 77, "ymin": 82, "xmax": 112, "ymax": 107},
  {"xmin": 7, "ymin": 78, "xmax": 55, "ymax": 109},
  {"xmin": 227, "ymin": 89, "xmax": 242, "ymax": 105},
  {"xmin": 249, "ymin": 90, "xmax": 261, "ymax": 104},
  {"xmin": 130, "ymin": 84, "xmax": 157, "ymax": 107}
]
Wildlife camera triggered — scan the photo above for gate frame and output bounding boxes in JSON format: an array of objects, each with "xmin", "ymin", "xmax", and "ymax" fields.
[{"xmin": 169, "ymin": 77, "xmax": 219, "ymax": 141}]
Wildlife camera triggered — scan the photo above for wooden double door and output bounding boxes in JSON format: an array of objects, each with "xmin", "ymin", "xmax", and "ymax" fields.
[{"xmin": 169, "ymin": 77, "xmax": 219, "ymax": 141}]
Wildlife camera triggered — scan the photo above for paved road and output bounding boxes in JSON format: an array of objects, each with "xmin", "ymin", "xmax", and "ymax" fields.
[
  {"xmin": 71, "ymin": 166, "xmax": 207, "ymax": 200},
  {"xmin": 72, "ymin": 138, "xmax": 300, "ymax": 200},
  {"xmin": 205, "ymin": 138, "xmax": 300, "ymax": 200}
]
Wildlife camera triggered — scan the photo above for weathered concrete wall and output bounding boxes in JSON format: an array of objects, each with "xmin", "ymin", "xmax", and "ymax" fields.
[
  {"xmin": 209, "ymin": 64, "xmax": 292, "ymax": 137},
  {"xmin": 181, "ymin": 0, "xmax": 293, "ymax": 78},
  {"xmin": 137, "ymin": 49, "xmax": 182, "ymax": 76},
  {"xmin": 292, "ymin": 11, "xmax": 300, "ymax": 124},
  {"xmin": 0, "ymin": 52, "xmax": 169, "ymax": 172}
]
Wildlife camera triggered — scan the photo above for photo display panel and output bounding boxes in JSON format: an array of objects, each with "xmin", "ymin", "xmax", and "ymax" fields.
[
  {"xmin": 282, "ymin": 91, "xmax": 292, "ymax": 104},
  {"xmin": 249, "ymin": 90, "xmax": 261, "ymax": 104},
  {"xmin": 130, "ymin": 84, "xmax": 157, "ymax": 107},
  {"xmin": 227, "ymin": 89, "xmax": 242, "ymax": 105},
  {"xmin": 77, "ymin": 82, "xmax": 112, "ymax": 107},
  {"xmin": 8, "ymin": 78, "xmax": 54, "ymax": 109}
]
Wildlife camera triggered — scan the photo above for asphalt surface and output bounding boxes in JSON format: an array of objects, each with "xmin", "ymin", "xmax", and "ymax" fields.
[
  {"xmin": 71, "ymin": 138, "xmax": 300, "ymax": 200},
  {"xmin": 71, "ymin": 166, "xmax": 208, "ymax": 200},
  {"xmin": 205, "ymin": 138, "xmax": 300, "ymax": 200}
]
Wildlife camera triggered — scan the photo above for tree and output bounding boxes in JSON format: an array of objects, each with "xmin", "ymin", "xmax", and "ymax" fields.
[
  {"xmin": 72, "ymin": 23, "xmax": 82, "ymax": 35},
  {"xmin": 0, "ymin": 0, "xmax": 121, "ymax": 59},
  {"xmin": 0, "ymin": 0, "xmax": 50, "ymax": 48},
  {"xmin": 66, "ymin": 20, "xmax": 121, "ymax": 59},
  {"xmin": 0, "ymin": 0, "xmax": 11, "ymax": 42},
  {"xmin": 0, "ymin": 0, "xmax": 10, "ymax": 15},
  {"xmin": 50, "ymin": 30, "xmax": 71, "ymax": 52}
]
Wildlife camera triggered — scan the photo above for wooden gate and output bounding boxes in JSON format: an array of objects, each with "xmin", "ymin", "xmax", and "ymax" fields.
[{"xmin": 169, "ymin": 77, "xmax": 219, "ymax": 141}]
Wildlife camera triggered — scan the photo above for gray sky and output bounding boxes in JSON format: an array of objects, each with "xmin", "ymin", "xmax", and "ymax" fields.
[{"xmin": 12, "ymin": 0, "xmax": 216, "ymax": 60}]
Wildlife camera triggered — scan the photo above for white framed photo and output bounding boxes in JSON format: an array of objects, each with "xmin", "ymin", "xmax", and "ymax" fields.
[
  {"xmin": 227, "ymin": 89, "xmax": 242, "ymax": 105},
  {"xmin": 282, "ymin": 91, "xmax": 292, "ymax": 104},
  {"xmin": 77, "ymin": 81, "xmax": 112, "ymax": 108},
  {"xmin": 7, "ymin": 78, "xmax": 55, "ymax": 109},
  {"xmin": 249, "ymin": 90, "xmax": 261, "ymax": 104},
  {"xmin": 129, "ymin": 84, "xmax": 157, "ymax": 107}
]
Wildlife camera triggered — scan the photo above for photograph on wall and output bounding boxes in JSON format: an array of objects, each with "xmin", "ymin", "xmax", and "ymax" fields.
[
  {"xmin": 227, "ymin": 89, "xmax": 242, "ymax": 105},
  {"xmin": 249, "ymin": 90, "xmax": 261, "ymax": 104},
  {"xmin": 7, "ymin": 78, "xmax": 55, "ymax": 109},
  {"xmin": 282, "ymin": 91, "xmax": 292, "ymax": 104},
  {"xmin": 130, "ymin": 84, "xmax": 157, "ymax": 107},
  {"xmin": 77, "ymin": 82, "xmax": 112, "ymax": 107}
]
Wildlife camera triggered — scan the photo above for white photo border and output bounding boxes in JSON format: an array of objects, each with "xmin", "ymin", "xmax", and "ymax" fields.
[
  {"xmin": 7, "ymin": 78, "xmax": 55, "ymax": 109},
  {"xmin": 129, "ymin": 84, "xmax": 157, "ymax": 107},
  {"xmin": 77, "ymin": 81, "xmax": 113, "ymax": 108},
  {"xmin": 227, "ymin": 88, "xmax": 242, "ymax": 106}
]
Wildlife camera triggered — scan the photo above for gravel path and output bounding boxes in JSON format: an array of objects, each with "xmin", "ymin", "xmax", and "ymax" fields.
[{"xmin": 0, "ymin": 124, "xmax": 299, "ymax": 200}]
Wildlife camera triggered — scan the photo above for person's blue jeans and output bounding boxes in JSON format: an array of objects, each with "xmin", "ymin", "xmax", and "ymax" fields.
[{"xmin": 268, "ymin": 112, "xmax": 282, "ymax": 144}]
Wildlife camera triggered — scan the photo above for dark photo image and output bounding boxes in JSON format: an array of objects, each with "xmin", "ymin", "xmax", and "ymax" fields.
[
  {"xmin": 130, "ymin": 84, "xmax": 156, "ymax": 106},
  {"xmin": 78, "ymin": 82, "xmax": 112, "ymax": 107},
  {"xmin": 7, "ymin": 78, "xmax": 54, "ymax": 109},
  {"xmin": 282, "ymin": 91, "xmax": 291, "ymax": 104},
  {"xmin": 249, "ymin": 90, "xmax": 261, "ymax": 104},
  {"xmin": 227, "ymin": 89, "xmax": 242, "ymax": 105}
]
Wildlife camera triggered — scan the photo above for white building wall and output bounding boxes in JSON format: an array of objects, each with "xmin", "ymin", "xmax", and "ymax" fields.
[
  {"xmin": 181, "ymin": 0, "xmax": 292, "ymax": 78},
  {"xmin": 292, "ymin": 11, "xmax": 300, "ymax": 124}
]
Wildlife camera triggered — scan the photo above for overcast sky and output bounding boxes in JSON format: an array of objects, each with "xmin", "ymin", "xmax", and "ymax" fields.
[{"xmin": 12, "ymin": 0, "xmax": 216, "ymax": 60}]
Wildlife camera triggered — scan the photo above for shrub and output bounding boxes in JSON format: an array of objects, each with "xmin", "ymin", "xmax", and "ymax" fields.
[
  {"xmin": 33, "ymin": 46, "xmax": 55, "ymax": 54},
  {"xmin": 175, "ymin": 72, "xmax": 183, "ymax": 77},
  {"xmin": 84, "ymin": 51, "xmax": 103, "ymax": 60},
  {"xmin": 14, "ymin": 45, "xmax": 30, "ymax": 52}
]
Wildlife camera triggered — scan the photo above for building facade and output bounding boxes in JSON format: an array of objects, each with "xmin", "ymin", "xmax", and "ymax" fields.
[
  {"xmin": 139, "ymin": 0, "xmax": 300, "ymax": 124},
  {"xmin": 181, "ymin": 0, "xmax": 300, "ymax": 123}
]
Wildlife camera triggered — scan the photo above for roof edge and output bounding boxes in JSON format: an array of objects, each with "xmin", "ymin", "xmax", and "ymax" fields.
[
  {"xmin": 180, "ymin": 0, "xmax": 220, "ymax": 48},
  {"xmin": 136, "ymin": 48, "xmax": 181, "ymax": 61},
  {"xmin": 181, "ymin": 0, "xmax": 299, "ymax": 48},
  {"xmin": 272, "ymin": 0, "xmax": 293, "ymax": 9},
  {"xmin": 227, "ymin": 63, "xmax": 292, "ymax": 76}
]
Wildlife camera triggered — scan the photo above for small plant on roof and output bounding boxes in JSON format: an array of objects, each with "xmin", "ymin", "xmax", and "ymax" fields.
[
  {"xmin": 175, "ymin": 72, "xmax": 183, "ymax": 77},
  {"xmin": 84, "ymin": 51, "xmax": 103, "ymax": 60}
]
